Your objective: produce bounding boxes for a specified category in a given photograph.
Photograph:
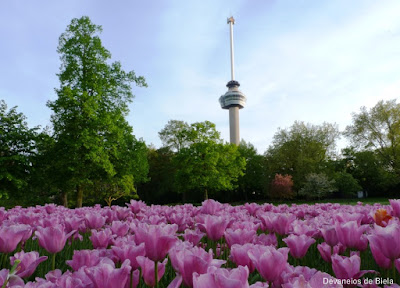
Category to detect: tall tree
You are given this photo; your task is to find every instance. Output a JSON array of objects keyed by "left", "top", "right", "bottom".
[
  {"left": 265, "top": 121, "right": 340, "bottom": 192},
  {"left": 0, "top": 100, "right": 38, "bottom": 200},
  {"left": 47, "top": 16, "right": 147, "bottom": 207},
  {"left": 344, "top": 99, "right": 400, "bottom": 175}
]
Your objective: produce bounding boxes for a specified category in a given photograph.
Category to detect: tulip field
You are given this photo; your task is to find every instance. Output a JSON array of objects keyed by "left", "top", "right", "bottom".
[{"left": 0, "top": 200, "right": 400, "bottom": 287}]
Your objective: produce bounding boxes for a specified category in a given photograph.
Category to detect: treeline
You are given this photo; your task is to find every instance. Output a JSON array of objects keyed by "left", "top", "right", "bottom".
[{"left": 1, "top": 16, "right": 400, "bottom": 207}]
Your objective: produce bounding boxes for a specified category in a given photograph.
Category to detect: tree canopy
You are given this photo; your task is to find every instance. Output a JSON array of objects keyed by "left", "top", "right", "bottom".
[{"left": 47, "top": 16, "right": 147, "bottom": 207}]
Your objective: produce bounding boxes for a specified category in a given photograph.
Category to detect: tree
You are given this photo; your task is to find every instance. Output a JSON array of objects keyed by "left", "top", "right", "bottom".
[
  {"left": 47, "top": 16, "right": 147, "bottom": 207},
  {"left": 342, "top": 147, "right": 398, "bottom": 197},
  {"left": 265, "top": 121, "right": 340, "bottom": 192},
  {"left": 269, "top": 174, "right": 294, "bottom": 200},
  {"left": 237, "top": 140, "right": 265, "bottom": 201},
  {"left": 0, "top": 100, "right": 39, "bottom": 200},
  {"left": 332, "top": 171, "right": 361, "bottom": 198},
  {"left": 344, "top": 99, "right": 400, "bottom": 175},
  {"left": 161, "top": 120, "right": 246, "bottom": 201},
  {"left": 159, "top": 120, "right": 191, "bottom": 152},
  {"left": 299, "top": 173, "right": 337, "bottom": 200}
]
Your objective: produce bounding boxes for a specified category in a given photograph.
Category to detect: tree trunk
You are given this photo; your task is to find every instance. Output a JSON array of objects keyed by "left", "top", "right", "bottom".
[
  {"left": 61, "top": 191, "right": 68, "bottom": 208},
  {"left": 204, "top": 188, "right": 208, "bottom": 200},
  {"left": 76, "top": 185, "right": 83, "bottom": 208}
]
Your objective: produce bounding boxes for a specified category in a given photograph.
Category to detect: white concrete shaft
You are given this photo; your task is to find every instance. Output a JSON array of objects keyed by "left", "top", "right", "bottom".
[{"left": 229, "top": 106, "right": 240, "bottom": 145}]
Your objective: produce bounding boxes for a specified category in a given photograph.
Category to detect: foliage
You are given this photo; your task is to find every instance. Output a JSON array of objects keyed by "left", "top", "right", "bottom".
[
  {"left": 269, "top": 174, "right": 294, "bottom": 200},
  {"left": 265, "top": 121, "right": 340, "bottom": 192},
  {"left": 159, "top": 120, "right": 191, "bottom": 152},
  {"left": 342, "top": 147, "right": 399, "bottom": 197},
  {"left": 165, "top": 120, "right": 246, "bottom": 200},
  {"left": 345, "top": 99, "right": 400, "bottom": 175},
  {"left": 299, "top": 173, "right": 337, "bottom": 200},
  {"left": 332, "top": 171, "right": 361, "bottom": 198},
  {"left": 236, "top": 140, "right": 265, "bottom": 201},
  {"left": 47, "top": 16, "right": 147, "bottom": 207},
  {"left": 0, "top": 100, "right": 39, "bottom": 199},
  {"left": 137, "top": 147, "right": 180, "bottom": 204}
]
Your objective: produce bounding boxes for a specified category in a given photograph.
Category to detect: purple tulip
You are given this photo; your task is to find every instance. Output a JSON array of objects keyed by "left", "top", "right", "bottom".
[
  {"left": 331, "top": 254, "right": 375, "bottom": 281},
  {"left": 369, "top": 240, "right": 392, "bottom": 269},
  {"left": 136, "top": 256, "right": 167, "bottom": 287},
  {"left": 320, "top": 226, "right": 339, "bottom": 247},
  {"left": 317, "top": 242, "right": 332, "bottom": 263},
  {"left": 110, "top": 221, "right": 129, "bottom": 237},
  {"left": 0, "top": 225, "right": 30, "bottom": 253},
  {"left": 0, "top": 268, "right": 25, "bottom": 287},
  {"left": 133, "top": 223, "right": 178, "bottom": 262},
  {"left": 169, "top": 244, "right": 225, "bottom": 287},
  {"left": 248, "top": 245, "right": 289, "bottom": 283},
  {"left": 111, "top": 242, "right": 145, "bottom": 270},
  {"left": 192, "top": 266, "right": 250, "bottom": 288},
  {"left": 335, "top": 220, "right": 368, "bottom": 250},
  {"left": 84, "top": 213, "right": 106, "bottom": 230},
  {"left": 367, "top": 222, "right": 400, "bottom": 261},
  {"left": 66, "top": 249, "right": 114, "bottom": 271},
  {"left": 10, "top": 251, "right": 48, "bottom": 278},
  {"left": 197, "top": 215, "right": 231, "bottom": 241},
  {"left": 85, "top": 259, "right": 131, "bottom": 288},
  {"left": 35, "top": 224, "right": 75, "bottom": 254},
  {"left": 183, "top": 229, "right": 205, "bottom": 246},
  {"left": 89, "top": 228, "right": 113, "bottom": 249},
  {"left": 283, "top": 234, "right": 316, "bottom": 259},
  {"left": 389, "top": 199, "right": 400, "bottom": 218},
  {"left": 252, "top": 233, "right": 277, "bottom": 247},
  {"left": 230, "top": 244, "right": 256, "bottom": 273},
  {"left": 224, "top": 228, "right": 256, "bottom": 248}
]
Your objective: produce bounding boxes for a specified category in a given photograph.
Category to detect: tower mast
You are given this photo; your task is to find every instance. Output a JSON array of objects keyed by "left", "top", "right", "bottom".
[{"left": 219, "top": 16, "right": 246, "bottom": 145}]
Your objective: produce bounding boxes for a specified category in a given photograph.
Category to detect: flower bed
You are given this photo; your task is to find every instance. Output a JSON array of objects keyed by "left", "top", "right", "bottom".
[{"left": 0, "top": 199, "right": 400, "bottom": 287}]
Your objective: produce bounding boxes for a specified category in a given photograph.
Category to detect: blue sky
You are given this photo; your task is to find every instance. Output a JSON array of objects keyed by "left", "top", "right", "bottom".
[{"left": 1, "top": 1, "right": 400, "bottom": 153}]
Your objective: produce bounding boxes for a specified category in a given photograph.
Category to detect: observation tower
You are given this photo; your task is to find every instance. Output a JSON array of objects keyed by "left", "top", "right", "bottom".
[{"left": 219, "top": 16, "right": 247, "bottom": 145}]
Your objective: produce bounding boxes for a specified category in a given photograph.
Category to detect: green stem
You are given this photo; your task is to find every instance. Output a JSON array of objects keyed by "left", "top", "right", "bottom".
[
  {"left": 393, "top": 261, "right": 397, "bottom": 284},
  {"left": 52, "top": 253, "right": 56, "bottom": 271},
  {"left": 155, "top": 260, "right": 159, "bottom": 288},
  {"left": 129, "top": 269, "right": 133, "bottom": 288}
]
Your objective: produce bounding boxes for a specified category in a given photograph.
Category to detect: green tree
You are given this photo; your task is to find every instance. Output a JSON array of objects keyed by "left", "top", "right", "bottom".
[
  {"left": 47, "top": 16, "right": 147, "bottom": 207},
  {"left": 159, "top": 120, "right": 191, "bottom": 152},
  {"left": 237, "top": 140, "right": 265, "bottom": 201},
  {"left": 344, "top": 99, "right": 400, "bottom": 175},
  {"left": 332, "top": 171, "right": 361, "bottom": 198},
  {"left": 265, "top": 121, "right": 340, "bottom": 193},
  {"left": 162, "top": 120, "right": 246, "bottom": 201},
  {"left": 342, "top": 147, "right": 398, "bottom": 197},
  {"left": 299, "top": 173, "right": 337, "bottom": 200},
  {"left": 0, "top": 100, "right": 39, "bottom": 200}
]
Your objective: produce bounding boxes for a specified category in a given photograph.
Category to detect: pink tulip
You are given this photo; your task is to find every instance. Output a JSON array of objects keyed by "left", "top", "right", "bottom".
[
  {"left": 85, "top": 259, "right": 131, "bottom": 288},
  {"left": 389, "top": 199, "right": 400, "bottom": 218},
  {"left": 331, "top": 254, "right": 374, "bottom": 281},
  {"left": 89, "top": 228, "right": 113, "bottom": 249},
  {"left": 230, "top": 244, "right": 257, "bottom": 273},
  {"left": 84, "top": 213, "right": 106, "bottom": 230},
  {"left": 193, "top": 266, "right": 250, "bottom": 288},
  {"left": 198, "top": 215, "right": 231, "bottom": 241},
  {"left": 66, "top": 249, "right": 114, "bottom": 271},
  {"left": 110, "top": 221, "right": 129, "bottom": 237},
  {"left": 183, "top": 229, "right": 205, "bottom": 246},
  {"left": 10, "top": 251, "right": 48, "bottom": 278},
  {"left": 169, "top": 245, "right": 225, "bottom": 287},
  {"left": 133, "top": 223, "right": 178, "bottom": 262},
  {"left": 320, "top": 226, "right": 339, "bottom": 247},
  {"left": 248, "top": 246, "right": 289, "bottom": 283},
  {"left": 127, "top": 199, "right": 146, "bottom": 214},
  {"left": 317, "top": 242, "right": 332, "bottom": 263},
  {"left": 369, "top": 241, "right": 392, "bottom": 269},
  {"left": 200, "top": 199, "right": 223, "bottom": 215},
  {"left": 0, "top": 225, "right": 30, "bottom": 253},
  {"left": 0, "top": 268, "right": 25, "bottom": 287},
  {"left": 35, "top": 224, "right": 75, "bottom": 254},
  {"left": 367, "top": 222, "right": 400, "bottom": 261},
  {"left": 111, "top": 243, "right": 145, "bottom": 270},
  {"left": 224, "top": 228, "right": 256, "bottom": 248},
  {"left": 136, "top": 256, "right": 168, "bottom": 287},
  {"left": 252, "top": 233, "right": 277, "bottom": 247},
  {"left": 283, "top": 234, "right": 316, "bottom": 259},
  {"left": 335, "top": 220, "right": 368, "bottom": 250}
]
